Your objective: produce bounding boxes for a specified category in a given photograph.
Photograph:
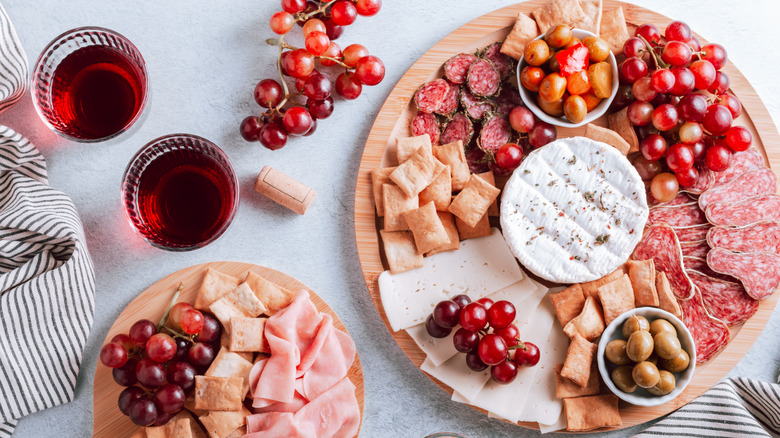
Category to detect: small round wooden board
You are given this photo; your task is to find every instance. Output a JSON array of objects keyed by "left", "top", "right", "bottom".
[
  {"left": 353, "top": 0, "right": 780, "bottom": 432},
  {"left": 92, "top": 261, "right": 364, "bottom": 437}
]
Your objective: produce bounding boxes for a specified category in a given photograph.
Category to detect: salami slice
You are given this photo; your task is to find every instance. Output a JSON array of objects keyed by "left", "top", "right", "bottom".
[
  {"left": 632, "top": 225, "right": 695, "bottom": 300},
  {"left": 647, "top": 203, "right": 707, "bottom": 227},
  {"left": 684, "top": 162, "right": 715, "bottom": 195},
  {"left": 443, "top": 53, "right": 477, "bottom": 85},
  {"left": 440, "top": 112, "right": 474, "bottom": 146},
  {"left": 680, "top": 240, "right": 710, "bottom": 259},
  {"left": 673, "top": 224, "right": 711, "bottom": 243},
  {"left": 481, "top": 42, "right": 514, "bottom": 80},
  {"left": 707, "top": 248, "right": 780, "bottom": 300},
  {"left": 706, "top": 194, "right": 780, "bottom": 227},
  {"left": 680, "top": 289, "right": 730, "bottom": 364},
  {"left": 712, "top": 148, "right": 765, "bottom": 186},
  {"left": 698, "top": 167, "right": 777, "bottom": 209},
  {"left": 411, "top": 112, "right": 440, "bottom": 145},
  {"left": 414, "top": 79, "right": 450, "bottom": 114},
  {"left": 461, "top": 87, "right": 495, "bottom": 120},
  {"left": 683, "top": 257, "right": 737, "bottom": 283},
  {"left": 688, "top": 270, "right": 758, "bottom": 326},
  {"left": 708, "top": 221, "right": 780, "bottom": 255},
  {"left": 477, "top": 115, "right": 511, "bottom": 153},
  {"left": 467, "top": 58, "right": 500, "bottom": 97},
  {"left": 434, "top": 80, "right": 460, "bottom": 117}
]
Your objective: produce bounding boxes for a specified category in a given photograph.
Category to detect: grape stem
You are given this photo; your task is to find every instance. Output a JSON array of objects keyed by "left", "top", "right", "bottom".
[
  {"left": 157, "top": 283, "right": 184, "bottom": 332},
  {"left": 161, "top": 325, "right": 195, "bottom": 342},
  {"left": 318, "top": 56, "right": 350, "bottom": 68},
  {"left": 298, "top": 0, "right": 339, "bottom": 22},
  {"left": 275, "top": 34, "right": 291, "bottom": 111},
  {"left": 637, "top": 34, "right": 668, "bottom": 70}
]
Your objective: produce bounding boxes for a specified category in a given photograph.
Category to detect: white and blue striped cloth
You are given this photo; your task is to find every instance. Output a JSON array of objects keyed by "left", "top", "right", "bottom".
[{"left": 0, "top": 3, "right": 26, "bottom": 115}]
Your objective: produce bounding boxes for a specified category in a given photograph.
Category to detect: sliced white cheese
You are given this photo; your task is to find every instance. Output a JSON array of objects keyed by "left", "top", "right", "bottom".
[
  {"left": 485, "top": 274, "right": 541, "bottom": 310},
  {"left": 500, "top": 137, "right": 648, "bottom": 283},
  {"left": 379, "top": 228, "right": 524, "bottom": 331},
  {"left": 539, "top": 409, "right": 567, "bottom": 434},
  {"left": 405, "top": 323, "right": 457, "bottom": 367},
  {"left": 421, "top": 354, "right": 491, "bottom": 402}
]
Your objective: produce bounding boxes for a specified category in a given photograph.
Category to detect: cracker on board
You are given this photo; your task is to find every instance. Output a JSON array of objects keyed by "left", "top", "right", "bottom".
[
  {"left": 402, "top": 201, "right": 452, "bottom": 255},
  {"left": 561, "top": 334, "right": 597, "bottom": 387},
  {"left": 225, "top": 427, "right": 247, "bottom": 438},
  {"left": 455, "top": 211, "right": 491, "bottom": 240},
  {"left": 549, "top": 283, "right": 586, "bottom": 327},
  {"left": 656, "top": 271, "right": 682, "bottom": 318},
  {"left": 599, "top": 7, "right": 630, "bottom": 55},
  {"left": 476, "top": 171, "right": 500, "bottom": 216},
  {"left": 564, "top": 394, "right": 622, "bottom": 431},
  {"left": 229, "top": 317, "right": 268, "bottom": 353},
  {"left": 607, "top": 107, "right": 639, "bottom": 153},
  {"left": 628, "top": 259, "right": 659, "bottom": 307},
  {"left": 205, "top": 347, "right": 255, "bottom": 396},
  {"left": 532, "top": 0, "right": 588, "bottom": 33},
  {"left": 419, "top": 165, "right": 452, "bottom": 211},
  {"left": 584, "top": 123, "right": 631, "bottom": 156},
  {"left": 371, "top": 166, "right": 397, "bottom": 216},
  {"left": 448, "top": 174, "right": 501, "bottom": 227},
  {"left": 598, "top": 274, "right": 636, "bottom": 325},
  {"left": 220, "top": 330, "right": 253, "bottom": 363},
  {"left": 433, "top": 140, "right": 470, "bottom": 191},
  {"left": 389, "top": 146, "right": 446, "bottom": 198},
  {"left": 396, "top": 134, "right": 432, "bottom": 164},
  {"left": 571, "top": 0, "right": 603, "bottom": 34},
  {"left": 426, "top": 212, "right": 460, "bottom": 256},
  {"left": 144, "top": 415, "right": 192, "bottom": 438},
  {"left": 500, "top": 13, "right": 539, "bottom": 60},
  {"left": 209, "top": 283, "right": 267, "bottom": 332},
  {"left": 563, "top": 296, "right": 605, "bottom": 341},
  {"left": 581, "top": 266, "right": 627, "bottom": 299},
  {"left": 555, "top": 362, "right": 600, "bottom": 399},
  {"left": 383, "top": 183, "right": 419, "bottom": 231},
  {"left": 380, "top": 230, "right": 424, "bottom": 274},
  {"left": 244, "top": 271, "right": 294, "bottom": 316},
  {"left": 195, "top": 268, "right": 240, "bottom": 311},
  {"left": 198, "top": 407, "right": 250, "bottom": 438},
  {"left": 194, "top": 376, "right": 245, "bottom": 411}
]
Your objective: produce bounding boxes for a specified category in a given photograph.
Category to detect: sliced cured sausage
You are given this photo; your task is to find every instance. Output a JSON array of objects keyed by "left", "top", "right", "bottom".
[
  {"left": 680, "top": 289, "right": 730, "bottom": 364},
  {"left": 684, "top": 163, "right": 715, "bottom": 195},
  {"left": 680, "top": 241, "right": 709, "bottom": 259},
  {"left": 411, "top": 112, "right": 440, "bottom": 145},
  {"left": 706, "top": 194, "right": 780, "bottom": 227},
  {"left": 477, "top": 115, "right": 511, "bottom": 153},
  {"left": 707, "top": 221, "right": 780, "bottom": 254},
  {"left": 467, "top": 58, "right": 501, "bottom": 97},
  {"left": 673, "top": 224, "right": 711, "bottom": 243},
  {"left": 414, "top": 79, "right": 450, "bottom": 114},
  {"left": 647, "top": 203, "right": 707, "bottom": 227},
  {"left": 711, "top": 148, "right": 765, "bottom": 186},
  {"left": 688, "top": 270, "right": 758, "bottom": 326},
  {"left": 443, "top": 53, "right": 477, "bottom": 85},
  {"left": 434, "top": 80, "right": 460, "bottom": 117},
  {"left": 440, "top": 112, "right": 474, "bottom": 146},
  {"left": 707, "top": 248, "right": 780, "bottom": 300},
  {"left": 482, "top": 42, "right": 514, "bottom": 80},
  {"left": 632, "top": 225, "right": 695, "bottom": 300},
  {"left": 698, "top": 167, "right": 777, "bottom": 209},
  {"left": 461, "top": 87, "right": 495, "bottom": 120}
]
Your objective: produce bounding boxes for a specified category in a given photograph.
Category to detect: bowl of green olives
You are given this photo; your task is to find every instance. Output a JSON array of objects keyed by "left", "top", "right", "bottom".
[{"left": 597, "top": 307, "right": 696, "bottom": 406}]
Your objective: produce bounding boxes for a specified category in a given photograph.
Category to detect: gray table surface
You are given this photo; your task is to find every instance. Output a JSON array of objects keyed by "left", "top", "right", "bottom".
[{"left": 1, "top": 0, "right": 779, "bottom": 437}]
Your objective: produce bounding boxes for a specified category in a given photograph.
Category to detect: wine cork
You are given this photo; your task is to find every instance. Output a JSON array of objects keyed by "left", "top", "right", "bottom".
[{"left": 254, "top": 166, "right": 316, "bottom": 215}]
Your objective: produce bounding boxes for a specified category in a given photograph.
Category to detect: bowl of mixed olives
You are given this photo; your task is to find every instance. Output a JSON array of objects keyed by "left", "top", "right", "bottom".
[
  {"left": 597, "top": 307, "right": 696, "bottom": 406},
  {"left": 517, "top": 25, "right": 618, "bottom": 127}
]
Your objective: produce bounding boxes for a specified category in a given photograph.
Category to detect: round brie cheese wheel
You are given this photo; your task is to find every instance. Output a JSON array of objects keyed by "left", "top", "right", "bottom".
[{"left": 500, "top": 137, "right": 649, "bottom": 283}]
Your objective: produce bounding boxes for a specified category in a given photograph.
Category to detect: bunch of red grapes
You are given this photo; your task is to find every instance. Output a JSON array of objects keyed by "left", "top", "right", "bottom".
[
  {"left": 99, "top": 300, "right": 222, "bottom": 427},
  {"left": 492, "top": 106, "right": 558, "bottom": 175},
  {"left": 240, "top": 0, "right": 385, "bottom": 150},
  {"left": 426, "top": 295, "right": 540, "bottom": 384},
  {"left": 613, "top": 21, "right": 751, "bottom": 202}
]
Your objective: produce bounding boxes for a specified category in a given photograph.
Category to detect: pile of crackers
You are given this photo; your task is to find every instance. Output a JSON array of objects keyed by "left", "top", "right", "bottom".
[
  {"left": 547, "top": 259, "right": 681, "bottom": 431},
  {"left": 371, "top": 134, "right": 501, "bottom": 274}
]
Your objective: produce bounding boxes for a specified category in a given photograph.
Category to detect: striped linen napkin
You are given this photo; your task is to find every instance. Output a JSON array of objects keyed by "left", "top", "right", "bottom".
[
  {"left": 0, "top": 3, "right": 27, "bottom": 115},
  {"left": 0, "top": 126, "right": 96, "bottom": 437}
]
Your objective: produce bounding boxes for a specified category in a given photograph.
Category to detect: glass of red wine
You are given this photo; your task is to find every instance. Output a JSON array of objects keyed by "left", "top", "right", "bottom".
[
  {"left": 32, "top": 27, "right": 148, "bottom": 142},
  {"left": 121, "top": 134, "right": 239, "bottom": 251}
]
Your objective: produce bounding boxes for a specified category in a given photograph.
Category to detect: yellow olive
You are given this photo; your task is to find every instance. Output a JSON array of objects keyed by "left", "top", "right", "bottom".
[
  {"left": 564, "top": 36, "right": 582, "bottom": 49},
  {"left": 520, "top": 66, "right": 545, "bottom": 92},
  {"left": 581, "top": 89, "right": 602, "bottom": 111},
  {"left": 582, "top": 36, "right": 610, "bottom": 62},
  {"left": 626, "top": 330, "right": 654, "bottom": 362},
  {"left": 660, "top": 349, "right": 690, "bottom": 373},
  {"left": 647, "top": 370, "right": 676, "bottom": 396},
  {"left": 545, "top": 24, "right": 573, "bottom": 48},
  {"left": 622, "top": 315, "right": 650, "bottom": 339},
  {"left": 654, "top": 332, "right": 682, "bottom": 360},
  {"left": 563, "top": 95, "right": 588, "bottom": 123},
  {"left": 547, "top": 50, "right": 560, "bottom": 72},
  {"left": 605, "top": 339, "right": 631, "bottom": 365},
  {"left": 632, "top": 361, "right": 661, "bottom": 388},
  {"left": 536, "top": 94, "right": 565, "bottom": 117},
  {"left": 611, "top": 365, "right": 637, "bottom": 393},
  {"left": 538, "top": 72, "right": 567, "bottom": 103},
  {"left": 524, "top": 39, "right": 551, "bottom": 67},
  {"left": 650, "top": 319, "right": 677, "bottom": 338}
]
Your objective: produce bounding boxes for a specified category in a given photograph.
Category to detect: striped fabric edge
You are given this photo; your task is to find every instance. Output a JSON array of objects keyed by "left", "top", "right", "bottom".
[
  {"left": 633, "top": 377, "right": 780, "bottom": 438},
  {"left": 0, "top": 418, "right": 16, "bottom": 438},
  {"left": 0, "top": 3, "right": 28, "bottom": 114}
]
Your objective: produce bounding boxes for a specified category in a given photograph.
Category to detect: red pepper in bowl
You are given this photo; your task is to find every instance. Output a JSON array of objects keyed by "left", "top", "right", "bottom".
[{"left": 556, "top": 43, "right": 590, "bottom": 77}]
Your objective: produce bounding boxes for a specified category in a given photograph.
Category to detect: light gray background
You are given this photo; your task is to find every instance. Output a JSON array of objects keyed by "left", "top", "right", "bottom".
[{"left": 1, "top": 0, "right": 780, "bottom": 437}]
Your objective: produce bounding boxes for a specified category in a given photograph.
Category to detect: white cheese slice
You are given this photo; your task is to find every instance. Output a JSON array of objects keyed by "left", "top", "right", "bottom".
[
  {"left": 485, "top": 274, "right": 541, "bottom": 310},
  {"left": 539, "top": 409, "right": 567, "bottom": 434},
  {"left": 379, "top": 228, "right": 524, "bottom": 331},
  {"left": 500, "top": 137, "right": 648, "bottom": 283},
  {"left": 421, "top": 354, "right": 491, "bottom": 402},
  {"left": 405, "top": 323, "right": 456, "bottom": 367}
]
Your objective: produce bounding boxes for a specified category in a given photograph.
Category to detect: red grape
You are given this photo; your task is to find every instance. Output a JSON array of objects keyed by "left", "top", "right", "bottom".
[
  {"left": 433, "top": 300, "right": 461, "bottom": 328},
  {"left": 690, "top": 60, "right": 716, "bottom": 90},
  {"left": 270, "top": 11, "right": 295, "bottom": 35},
  {"left": 153, "top": 411, "right": 172, "bottom": 427},
  {"left": 666, "top": 143, "right": 694, "bottom": 172},
  {"left": 180, "top": 309, "right": 204, "bottom": 335},
  {"left": 260, "top": 123, "right": 289, "bottom": 150},
  {"left": 651, "top": 172, "right": 680, "bottom": 202},
  {"left": 705, "top": 144, "right": 732, "bottom": 171},
  {"left": 632, "top": 76, "right": 656, "bottom": 102},
  {"left": 509, "top": 106, "right": 535, "bottom": 133},
  {"left": 650, "top": 92, "right": 671, "bottom": 107},
  {"left": 636, "top": 24, "right": 661, "bottom": 44},
  {"left": 486, "top": 300, "right": 516, "bottom": 330},
  {"left": 319, "top": 42, "right": 342, "bottom": 67},
  {"left": 309, "top": 97, "right": 334, "bottom": 119},
  {"left": 111, "top": 333, "right": 135, "bottom": 353},
  {"left": 665, "top": 21, "right": 692, "bottom": 42},
  {"left": 335, "top": 72, "right": 362, "bottom": 99},
  {"left": 661, "top": 41, "right": 692, "bottom": 67},
  {"left": 254, "top": 79, "right": 284, "bottom": 108},
  {"left": 188, "top": 342, "right": 215, "bottom": 371},
  {"left": 453, "top": 328, "right": 480, "bottom": 353},
  {"left": 491, "top": 360, "right": 518, "bottom": 384},
  {"left": 355, "top": 56, "right": 385, "bottom": 86},
  {"left": 717, "top": 93, "right": 742, "bottom": 118},
  {"left": 620, "top": 57, "right": 648, "bottom": 83},
  {"left": 146, "top": 333, "right": 176, "bottom": 363},
  {"left": 640, "top": 134, "right": 667, "bottom": 161},
  {"left": 153, "top": 384, "right": 186, "bottom": 414},
  {"left": 494, "top": 324, "right": 520, "bottom": 348},
  {"left": 495, "top": 143, "right": 523, "bottom": 170},
  {"left": 451, "top": 294, "right": 471, "bottom": 309},
  {"left": 282, "top": 107, "right": 313, "bottom": 136},
  {"left": 635, "top": 124, "right": 660, "bottom": 141},
  {"left": 281, "top": 0, "right": 306, "bottom": 13},
  {"left": 330, "top": 0, "right": 357, "bottom": 25},
  {"left": 478, "top": 333, "right": 508, "bottom": 366},
  {"left": 100, "top": 342, "right": 128, "bottom": 368},
  {"left": 701, "top": 43, "right": 728, "bottom": 70},
  {"left": 195, "top": 313, "right": 221, "bottom": 343},
  {"left": 128, "top": 398, "right": 158, "bottom": 426},
  {"left": 669, "top": 67, "right": 695, "bottom": 96},
  {"left": 167, "top": 361, "right": 197, "bottom": 393},
  {"left": 612, "top": 84, "right": 635, "bottom": 110},
  {"left": 343, "top": 44, "right": 369, "bottom": 67},
  {"left": 136, "top": 358, "right": 165, "bottom": 389},
  {"left": 303, "top": 119, "right": 317, "bottom": 137},
  {"left": 283, "top": 49, "right": 315, "bottom": 79},
  {"left": 129, "top": 320, "right": 157, "bottom": 347},
  {"left": 304, "top": 31, "right": 330, "bottom": 56},
  {"left": 675, "top": 166, "right": 699, "bottom": 188},
  {"left": 167, "top": 302, "right": 192, "bottom": 330},
  {"left": 304, "top": 74, "right": 332, "bottom": 100},
  {"left": 623, "top": 37, "right": 646, "bottom": 58},
  {"left": 113, "top": 359, "right": 138, "bottom": 386},
  {"left": 652, "top": 104, "right": 678, "bottom": 131},
  {"left": 529, "top": 121, "right": 557, "bottom": 148},
  {"left": 627, "top": 101, "right": 653, "bottom": 126},
  {"left": 425, "top": 314, "right": 451, "bottom": 338},
  {"left": 634, "top": 156, "right": 663, "bottom": 181},
  {"left": 173, "top": 338, "right": 191, "bottom": 362},
  {"left": 323, "top": 19, "right": 344, "bottom": 40},
  {"left": 476, "top": 297, "right": 494, "bottom": 310},
  {"left": 678, "top": 121, "right": 703, "bottom": 144},
  {"left": 460, "top": 302, "right": 488, "bottom": 332},
  {"left": 725, "top": 126, "right": 752, "bottom": 152},
  {"left": 702, "top": 104, "right": 733, "bottom": 135},
  {"left": 688, "top": 37, "right": 701, "bottom": 52},
  {"left": 280, "top": 51, "right": 292, "bottom": 76},
  {"left": 514, "top": 342, "right": 541, "bottom": 366},
  {"left": 240, "top": 116, "right": 264, "bottom": 142},
  {"left": 677, "top": 93, "right": 707, "bottom": 122},
  {"left": 708, "top": 71, "right": 730, "bottom": 95},
  {"left": 302, "top": 18, "right": 326, "bottom": 37},
  {"left": 650, "top": 69, "right": 675, "bottom": 94},
  {"left": 356, "top": 0, "right": 381, "bottom": 16},
  {"left": 690, "top": 139, "right": 707, "bottom": 162},
  {"left": 466, "top": 351, "right": 488, "bottom": 372},
  {"left": 118, "top": 386, "right": 145, "bottom": 415}
]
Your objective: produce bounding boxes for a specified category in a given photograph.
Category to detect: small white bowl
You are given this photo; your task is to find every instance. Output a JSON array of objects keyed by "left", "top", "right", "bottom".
[
  {"left": 597, "top": 307, "right": 696, "bottom": 407},
  {"left": 516, "top": 29, "right": 619, "bottom": 128}
]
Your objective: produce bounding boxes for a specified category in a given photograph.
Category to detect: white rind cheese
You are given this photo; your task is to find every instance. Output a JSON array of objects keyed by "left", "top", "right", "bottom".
[{"left": 500, "top": 137, "right": 648, "bottom": 283}]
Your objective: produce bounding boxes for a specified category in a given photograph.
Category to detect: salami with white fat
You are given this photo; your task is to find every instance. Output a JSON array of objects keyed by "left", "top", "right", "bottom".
[
  {"left": 414, "top": 79, "right": 450, "bottom": 114},
  {"left": 411, "top": 112, "right": 440, "bottom": 145},
  {"left": 647, "top": 203, "right": 707, "bottom": 227},
  {"left": 440, "top": 112, "right": 474, "bottom": 146},
  {"left": 434, "top": 80, "right": 460, "bottom": 117},
  {"left": 707, "top": 248, "right": 780, "bottom": 300},
  {"left": 673, "top": 224, "right": 712, "bottom": 243},
  {"left": 477, "top": 115, "right": 511, "bottom": 153},
  {"left": 481, "top": 42, "right": 514, "bottom": 80},
  {"left": 443, "top": 53, "right": 477, "bottom": 85},
  {"left": 688, "top": 270, "right": 758, "bottom": 326},
  {"left": 685, "top": 162, "right": 715, "bottom": 195},
  {"left": 461, "top": 87, "right": 495, "bottom": 120},
  {"left": 698, "top": 167, "right": 777, "bottom": 209},
  {"left": 680, "top": 240, "right": 710, "bottom": 259},
  {"left": 467, "top": 58, "right": 501, "bottom": 97},
  {"left": 706, "top": 194, "right": 780, "bottom": 227},
  {"left": 684, "top": 257, "right": 737, "bottom": 283},
  {"left": 708, "top": 221, "right": 780, "bottom": 254},
  {"left": 632, "top": 224, "right": 695, "bottom": 300},
  {"left": 680, "top": 289, "right": 730, "bottom": 364},
  {"left": 712, "top": 148, "right": 765, "bottom": 186}
]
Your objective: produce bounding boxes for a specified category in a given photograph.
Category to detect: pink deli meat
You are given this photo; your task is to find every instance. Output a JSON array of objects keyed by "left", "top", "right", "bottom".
[
  {"left": 680, "top": 241, "right": 710, "bottom": 259},
  {"left": 688, "top": 270, "right": 758, "bottom": 326},
  {"left": 434, "top": 80, "right": 460, "bottom": 117},
  {"left": 706, "top": 194, "right": 780, "bottom": 227},
  {"left": 440, "top": 112, "right": 474, "bottom": 146},
  {"left": 482, "top": 42, "right": 514, "bottom": 79},
  {"left": 461, "top": 87, "right": 495, "bottom": 120},
  {"left": 698, "top": 167, "right": 777, "bottom": 210},
  {"left": 680, "top": 289, "right": 730, "bottom": 364},
  {"left": 708, "top": 221, "right": 780, "bottom": 254},
  {"left": 466, "top": 58, "right": 501, "bottom": 97},
  {"left": 477, "top": 115, "right": 511, "bottom": 153},
  {"left": 411, "top": 112, "right": 440, "bottom": 145},
  {"left": 414, "top": 79, "right": 450, "bottom": 114},
  {"left": 707, "top": 248, "right": 780, "bottom": 300},
  {"left": 443, "top": 53, "right": 477, "bottom": 85},
  {"left": 632, "top": 225, "right": 695, "bottom": 300},
  {"left": 673, "top": 224, "right": 712, "bottom": 243},
  {"left": 712, "top": 148, "right": 765, "bottom": 186},
  {"left": 647, "top": 203, "right": 707, "bottom": 227}
]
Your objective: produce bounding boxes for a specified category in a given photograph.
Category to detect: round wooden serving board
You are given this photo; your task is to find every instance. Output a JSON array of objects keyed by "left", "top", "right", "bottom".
[
  {"left": 354, "top": 0, "right": 780, "bottom": 431},
  {"left": 92, "top": 261, "right": 364, "bottom": 437}
]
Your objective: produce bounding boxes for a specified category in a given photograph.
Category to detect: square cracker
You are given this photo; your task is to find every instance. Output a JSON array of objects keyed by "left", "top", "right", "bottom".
[
  {"left": 220, "top": 329, "right": 253, "bottom": 363},
  {"left": 396, "top": 134, "right": 432, "bottom": 164},
  {"left": 581, "top": 266, "right": 626, "bottom": 299},
  {"left": 656, "top": 271, "right": 682, "bottom": 318},
  {"left": 600, "top": 7, "right": 630, "bottom": 55},
  {"left": 608, "top": 107, "right": 639, "bottom": 153},
  {"left": 584, "top": 123, "right": 630, "bottom": 155},
  {"left": 383, "top": 183, "right": 419, "bottom": 231},
  {"left": 225, "top": 427, "right": 247, "bottom": 438},
  {"left": 455, "top": 211, "right": 491, "bottom": 240},
  {"left": 206, "top": 347, "right": 255, "bottom": 396},
  {"left": 402, "top": 201, "right": 451, "bottom": 255},
  {"left": 380, "top": 230, "right": 424, "bottom": 274},
  {"left": 598, "top": 274, "right": 635, "bottom": 325},
  {"left": 549, "top": 283, "right": 586, "bottom": 327},
  {"left": 628, "top": 259, "right": 659, "bottom": 307},
  {"left": 448, "top": 174, "right": 501, "bottom": 227},
  {"left": 229, "top": 317, "right": 268, "bottom": 353},
  {"left": 426, "top": 212, "right": 460, "bottom": 256},
  {"left": 244, "top": 271, "right": 294, "bottom": 316},
  {"left": 194, "top": 376, "right": 244, "bottom": 411},
  {"left": 476, "top": 171, "right": 500, "bottom": 216},
  {"left": 561, "top": 334, "right": 597, "bottom": 387},
  {"left": 501, "top": 13, "right": 539, "bottom": 60},
  {"left": 555, "top": 362, "right": 600, "bottom": 399},
  {"left": 532, "top": 0, "right": 588, "bottom": 33},
  {"left": 199, "top": 407, "right": 250, "bottom": 438},
  {"left": 209, "top": 283, "right": 267, "bottom": 332},
  {"left": 195, "top": 268, "right": 240, "bottom": 311},
  {"left": 563, "top": 296, "right": 605, "bottom": 341},
  {"left": 144, "top": 416, "right": 192, "bottom": 438},
  {"left": 433, "top": 141, "right": 470, "bottom": 191},
  {"left": 571, "top": 0, "right": 603, "bottom": 34},
  {"left": 371, "top": 166, "right": 397, "bottom": 216},
  {"left": 564, "top": 394, "right": 621, "bottom": 431},
  {"left": 419, "top": 165, "right": 452, "bottom": 211},
  {"left": 389, "top": 146, "right": 446, "bottom": 198}
]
